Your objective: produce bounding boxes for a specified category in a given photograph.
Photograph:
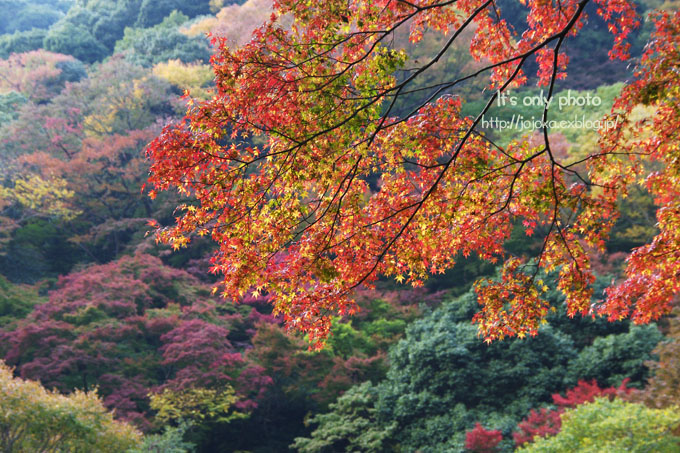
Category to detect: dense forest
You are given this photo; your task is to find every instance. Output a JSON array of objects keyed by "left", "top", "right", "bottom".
[{"left": 1, "top": 0, "right": 680, "bottom": 452}]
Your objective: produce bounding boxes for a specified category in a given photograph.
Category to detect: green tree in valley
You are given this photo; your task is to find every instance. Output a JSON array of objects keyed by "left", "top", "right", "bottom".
[
  {"left": 292, "top": 382, "right": 397, "bottom": 453},
  {"left": 114, "top": 12, "right": 211, "bottom": 68},
  {"left": 294, "top": 278, "right": 661, "bottom": 452},
  {"left": 0, "top": 29, "right": 47, "bottom": 58}
]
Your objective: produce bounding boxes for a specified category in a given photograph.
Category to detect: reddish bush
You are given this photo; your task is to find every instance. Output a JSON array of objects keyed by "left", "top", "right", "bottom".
[
  {"left": 553, "top": 378, "right": 631, "bottom": 409},
  {"left": 513, "top": 378, "right": 632, "bottom": 447},
  {"left": 465, "top": 422, "right": 503, "bottom": 453},
  {"left": 513, "top": 407, "right": 562, "bottom": 446}
]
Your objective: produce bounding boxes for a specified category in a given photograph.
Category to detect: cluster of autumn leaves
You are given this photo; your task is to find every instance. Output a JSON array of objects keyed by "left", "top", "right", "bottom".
[{"left": 147, "top": 0, "right": 680, "bottom": 346}]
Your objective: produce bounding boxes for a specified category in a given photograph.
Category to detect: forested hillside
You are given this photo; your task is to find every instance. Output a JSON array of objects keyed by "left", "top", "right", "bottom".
[{"left": 1, "top": 0, "right": 679, "bottom": 452}]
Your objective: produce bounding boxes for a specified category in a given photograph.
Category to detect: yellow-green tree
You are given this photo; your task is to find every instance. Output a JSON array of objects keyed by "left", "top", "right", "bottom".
[
  {"left": 519, "top": 398, "right": 680, "bottom": 453},
  {"left": 0, "top": 175, "right": 78, "bottom": 220},
  {"left": 0, "top": 361, "right": 141, "bottom": 452},
  {"left": 150, "top": 386, "right": 246, "bottom": 424},
  {"left": 152, "top": 59, "right": 213, "bottom": 100},
  {"left": 0, "top": 174, "right": 80, "bottom": 254}
]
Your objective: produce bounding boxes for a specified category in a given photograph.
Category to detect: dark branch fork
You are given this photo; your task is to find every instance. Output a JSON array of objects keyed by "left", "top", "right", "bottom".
[{"left": 344, "top": 0, "right": 593, "bottom": 293}]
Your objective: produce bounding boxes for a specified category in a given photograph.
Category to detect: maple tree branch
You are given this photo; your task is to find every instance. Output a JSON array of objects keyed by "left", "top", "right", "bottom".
[
  {"left": 340, "top": 0, "right": 592, "bottom": 292},
  {"left": 367, "top": 0, "right": 492, "bottom": 148},
  {"left": 212, "top": 0, "right": 596, "bottom": 296},
  {"left": 346, "top": 59, "right": 530, "bottom": 291}
]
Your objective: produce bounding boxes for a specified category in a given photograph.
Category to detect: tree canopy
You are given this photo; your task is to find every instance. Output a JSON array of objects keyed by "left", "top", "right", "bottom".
[
  {"left": 518, "top": 398, "right": 680, "bottom": 453},
  {"left": 291, "top": 280, "right": 661, "bottom": 452},
  {"left": 146, "top": 0, "right": 680, "bottom": 345},
  {"left": 0, "top": 360, "right": 142, "bottom": 452}
]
